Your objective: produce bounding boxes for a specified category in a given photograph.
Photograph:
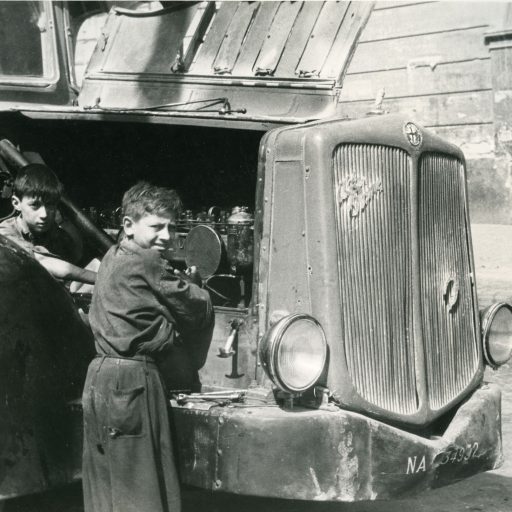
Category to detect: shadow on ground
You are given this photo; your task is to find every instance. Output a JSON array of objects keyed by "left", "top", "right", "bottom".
[
  {"left": 5, "top": 472, "right": 511, "bottom": 512},
  {"left": 184, "top": 472, "right": 512, "bottom": 512}
]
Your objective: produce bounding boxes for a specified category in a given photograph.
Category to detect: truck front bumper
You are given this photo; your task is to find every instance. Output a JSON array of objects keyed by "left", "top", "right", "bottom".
[{"left": 172, "top": 383, "right": 502, "bottom": 501}]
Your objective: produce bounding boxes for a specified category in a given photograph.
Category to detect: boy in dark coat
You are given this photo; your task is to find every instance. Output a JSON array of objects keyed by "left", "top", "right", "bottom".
[{"left": 82, "top": 182, "right": 214, "bottom": 512}]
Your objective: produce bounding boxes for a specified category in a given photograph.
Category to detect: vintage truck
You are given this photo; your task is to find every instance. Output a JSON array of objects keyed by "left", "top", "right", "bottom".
[{"left": 1, "top": 0, "right": 512, "bottom": 503}]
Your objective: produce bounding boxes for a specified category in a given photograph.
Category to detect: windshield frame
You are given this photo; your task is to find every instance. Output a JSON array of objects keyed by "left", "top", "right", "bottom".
[{"left": 0, "top": 1, "right": 59, "bottom": 89}]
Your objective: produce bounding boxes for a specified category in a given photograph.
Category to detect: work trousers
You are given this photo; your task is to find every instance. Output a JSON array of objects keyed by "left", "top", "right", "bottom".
[{"left": 82, "top": 356, "right": 181, "bottom": 512}]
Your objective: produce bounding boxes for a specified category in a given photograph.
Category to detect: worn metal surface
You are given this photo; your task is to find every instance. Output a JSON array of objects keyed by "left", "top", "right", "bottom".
[
  {"left": 418, "top": 154, "right": 480, "bottom": 409},
  {"left": 89, "top": 1, "right": 363, "bottom": 79},
  {"left": 258, "top": 114, "right": 483, "bottom": 425},
  {"left": 0, "top": 236, "right": 94, "bottom": 500},
  {"left": 77, "top": 2, "right": 374, "bottom": 119},
  {"left": 173, "top": 383, "right": 502, "bottom": 501},
  {"left": 335, "top": 144, "right": 415, "bottom": 414},
  {"left": 196, "top": 307, "right": 256, "bottom": 390},
  {"left": 0, "top": 107, "right": 497, "bottom": 501},
  {"left": 0, "top": 2, "right": 372, "bottom": 126}
]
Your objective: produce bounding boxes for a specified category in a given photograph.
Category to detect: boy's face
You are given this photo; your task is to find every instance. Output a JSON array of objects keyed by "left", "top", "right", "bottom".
[
  {"left": 12, "top": 195, "right": 57, "bottom": 235},
  {"left": 123, "top": 213, "right": 176, "bottom": 253}
]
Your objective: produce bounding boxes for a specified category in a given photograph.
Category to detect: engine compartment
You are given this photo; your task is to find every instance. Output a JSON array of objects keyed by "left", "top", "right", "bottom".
[{"left": 0, "top": 114, "right": 264, "bottom": 308}]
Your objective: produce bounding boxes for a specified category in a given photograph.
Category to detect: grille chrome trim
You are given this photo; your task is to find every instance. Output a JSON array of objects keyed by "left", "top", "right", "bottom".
[
  {"left": 418, "top": 153, "right": 479, "bottom": 410},
  {"left": 334, "top": 144, "right": 417, "bottom": 414},
  {"left": 334, "top": 145, "right": 479, "bottom": 416}
]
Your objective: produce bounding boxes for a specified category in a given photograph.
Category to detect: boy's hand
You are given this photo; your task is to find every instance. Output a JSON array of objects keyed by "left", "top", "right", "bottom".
[
  {"left": 174, "top": 266, "right": 203, "bottom": 287},
  {"left": 186, "top": 266, "right": 203, "bottom": 287}
]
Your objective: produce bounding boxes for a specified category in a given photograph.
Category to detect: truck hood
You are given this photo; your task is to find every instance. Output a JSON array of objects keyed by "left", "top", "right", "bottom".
[{"left": 77, "top": 1, "right": 373, "bottom": 122}]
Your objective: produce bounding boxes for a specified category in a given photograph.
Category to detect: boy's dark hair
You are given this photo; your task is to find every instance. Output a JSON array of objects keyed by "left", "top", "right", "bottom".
[
  {"left": 14, "top": 163, "right": 63, "bottom": 204},
  {"left": 122, "top": 181, "right": 182, "bottom": 220}
]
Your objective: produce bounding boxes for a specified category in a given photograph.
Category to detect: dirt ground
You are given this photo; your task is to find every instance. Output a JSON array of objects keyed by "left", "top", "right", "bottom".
[{"left": 4, "top": 223, "right": 512, "bottom": 512}]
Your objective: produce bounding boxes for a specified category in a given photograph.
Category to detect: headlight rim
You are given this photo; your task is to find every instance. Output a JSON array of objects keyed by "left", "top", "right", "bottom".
[
  {"left": 260, "top": 313, "right": 327, "bottom": 394},
  {"left": 481, "top": 301, "right": 512, "bottom": 368}
]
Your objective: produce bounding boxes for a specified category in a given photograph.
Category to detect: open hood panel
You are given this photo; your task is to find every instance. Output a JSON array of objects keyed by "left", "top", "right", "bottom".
[{"left": 78, "top": 1, "right": 373, "bottom": 121}]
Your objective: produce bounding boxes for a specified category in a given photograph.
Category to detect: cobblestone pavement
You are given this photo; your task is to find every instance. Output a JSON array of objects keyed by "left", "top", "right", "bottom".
[{"left": 3, "top": 224, "right": 512, "bottom": 512}]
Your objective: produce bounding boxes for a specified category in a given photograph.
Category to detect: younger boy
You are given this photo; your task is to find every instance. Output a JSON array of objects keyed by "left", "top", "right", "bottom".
[
  {"left": 0, "top": 163, "right": 96, "bottom": 284},
  {"left": 82, "top": 182, "right": 213, "bottom": 512}
]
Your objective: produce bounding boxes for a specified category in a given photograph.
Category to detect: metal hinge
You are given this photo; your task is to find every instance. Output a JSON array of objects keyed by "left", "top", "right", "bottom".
[{"left": 100, "top": 32, "right": 109, "bottom": 52}]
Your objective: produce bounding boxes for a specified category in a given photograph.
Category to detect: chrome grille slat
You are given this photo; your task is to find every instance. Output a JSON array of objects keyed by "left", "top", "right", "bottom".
[
  {"left": 419, "top": 154, "right": 478, "bottom": 410},
  {"left": 335, "top": 144, "right": 417, "bottom": 414}
]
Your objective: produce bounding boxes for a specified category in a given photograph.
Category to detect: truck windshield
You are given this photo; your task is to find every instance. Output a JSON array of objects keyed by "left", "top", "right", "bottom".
[{"left": 0, "top": 2, "right": 56, "bottom": 81}]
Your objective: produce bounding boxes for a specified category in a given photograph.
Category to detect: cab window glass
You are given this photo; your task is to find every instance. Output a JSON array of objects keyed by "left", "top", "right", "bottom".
[
  {"left": 0, "top": 1, "right": 56, "bottom": 81},
  {"left": 0, "top": 2, "right": 43, "bottom": 76}
]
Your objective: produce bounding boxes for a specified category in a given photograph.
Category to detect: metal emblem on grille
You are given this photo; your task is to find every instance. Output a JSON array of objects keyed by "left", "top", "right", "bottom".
[
  {"left": 443, "top": 275, "right": 460, "bottom": 312},
  {"left": 404, "top": 122, "right": 422, "bottom": 147},
  {"left": 338, "top": 176, "right": 383, "bottom": 217}
]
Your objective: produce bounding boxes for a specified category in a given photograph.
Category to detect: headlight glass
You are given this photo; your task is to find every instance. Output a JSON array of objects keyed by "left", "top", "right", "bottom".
[
  {"left": 482, "top": 302, "right": 512, "bottom": 367},
  {"left": 260, "top": 314, "right": 327, "bottom": 393}
]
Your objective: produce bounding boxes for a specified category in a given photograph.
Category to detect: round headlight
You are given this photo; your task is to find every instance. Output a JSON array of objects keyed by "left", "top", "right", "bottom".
[
  {"left": 481, "top": 302, "right": 512, "bottom": 368},
  {"left": 259, "top": 313, "right": 327, "bottom": 393}
]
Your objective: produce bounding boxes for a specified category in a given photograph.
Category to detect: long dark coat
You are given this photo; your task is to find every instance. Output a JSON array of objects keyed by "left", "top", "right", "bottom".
[{"left": 82, "top": 239, "right": 213, "bottom": 512}]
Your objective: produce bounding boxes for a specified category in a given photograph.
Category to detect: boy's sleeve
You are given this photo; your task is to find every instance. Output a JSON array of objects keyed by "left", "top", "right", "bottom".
[
  {"left": 157, "top": 264, "right": 214, "bottom": 371},
  {"left": 157, "top": 263, "right": 213, "bottom": 333},
  {"left": 0, "top": 220, "right": 36, "bottom": 257}
]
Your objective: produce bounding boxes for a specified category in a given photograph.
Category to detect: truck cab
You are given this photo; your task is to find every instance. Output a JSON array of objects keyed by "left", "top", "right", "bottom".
[{"left": 0, "top": 0, "right": 511, "bottom": 502}]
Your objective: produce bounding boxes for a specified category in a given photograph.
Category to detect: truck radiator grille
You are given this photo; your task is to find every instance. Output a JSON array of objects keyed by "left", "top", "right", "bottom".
[
  {"left": 418, "top": 153, "right": 478, "bottom": 410},
  {"left": 334, "top": 144, "right": 417, "bottom": 414}
]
